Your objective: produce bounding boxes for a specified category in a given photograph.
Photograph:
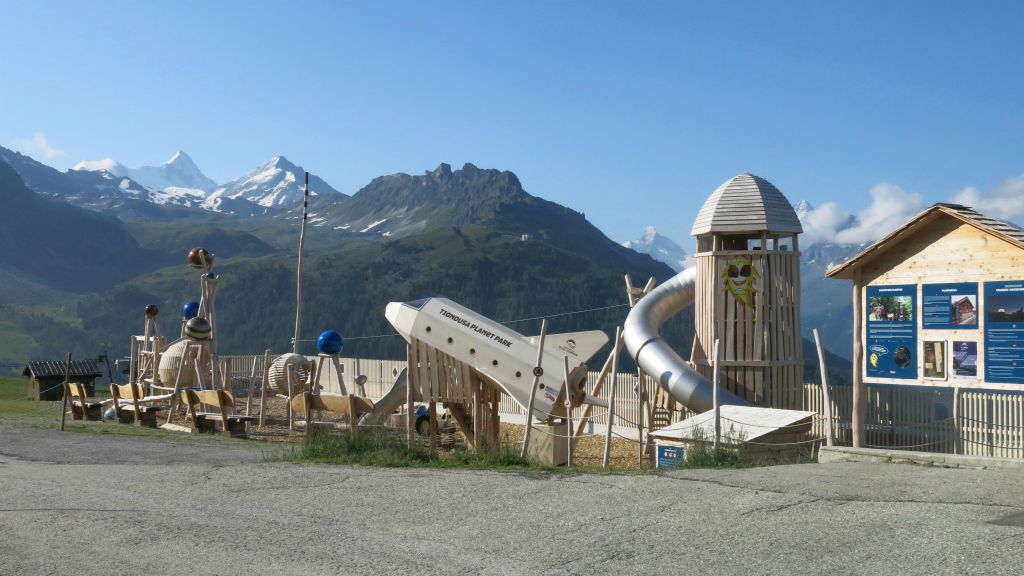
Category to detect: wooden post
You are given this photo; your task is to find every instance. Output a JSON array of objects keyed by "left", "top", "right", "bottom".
[
  {"left": 407, "top": 343, "right": 415, "bottom": 449},
  {"left": 59, "top": 352, "right": 72, "bottom": 431},
  {"left": 603, "top": 327, "right": 622, "bottom": 468},
  {"left": 852, "top": 277, "right": 865, "bottom": 447},
  {"left": 286, "top": 368, "right": 295, "bottom": 431},
  {"left": 563, "top": 355, "right": 573, "bottom": 468},
  {"left": 520, "top": 319, "right": 548, "bottom": 459},
  {"left": 712, "top": 339, "right": 720, "bottom": 452},
  {"left": 428, "top": 400, "right": 438, "bottom": 455},
  {"left": 246, "top": 350, "right": 268, "bottom": 417},
  {"left": 813, "top": 328, "right": 834, "bottom": 447},
  {"left": 258, "top": 349, "right": 270, "bottom": 426}
]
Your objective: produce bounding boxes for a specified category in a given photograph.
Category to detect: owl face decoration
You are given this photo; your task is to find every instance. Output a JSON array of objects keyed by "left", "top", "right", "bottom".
[{"left": 722, "top": 256, "right": 760, "bottom": 307}]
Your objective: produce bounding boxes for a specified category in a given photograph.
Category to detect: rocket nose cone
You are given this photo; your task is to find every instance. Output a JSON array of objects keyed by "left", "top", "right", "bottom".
[
  {"left": 386, "top": 302, "right": 415, "bottom": 343},
  {"left": 384, "top": 302, "right": 403, "bottom": 330}
]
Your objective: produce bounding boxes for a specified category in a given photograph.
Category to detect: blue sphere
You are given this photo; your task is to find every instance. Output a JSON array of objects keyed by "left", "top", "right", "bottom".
[
  {"left": 317, "top": 330, "right": 344, "bottom": 355},
  {"left": 182, "top": 301, "right": 200, "bottom": 320}
]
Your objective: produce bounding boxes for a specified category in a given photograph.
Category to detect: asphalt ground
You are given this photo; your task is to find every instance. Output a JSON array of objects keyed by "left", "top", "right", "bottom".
[{"left": 1, "top": 424, "right": 1022, "bottom": 575}]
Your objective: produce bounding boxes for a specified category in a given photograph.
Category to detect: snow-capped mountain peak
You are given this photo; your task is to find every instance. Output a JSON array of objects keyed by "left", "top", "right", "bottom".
[
  {"left": 793, "top": 199, "right": 813, "bottom": 220},
  {"left": 165, "top": 150, "right": 187, "bottom": 165},
  {"left": 71, "top": 150, "right": 216, "bottom": 192},
  {"left": 622, "top": 226, "right": 689, "bottom": 271},
  {"left": 72, "top": 157, "right": 122, "bottom": 173},
  {"left": 201, "top": 155, "right": 344, "bottom": 213}
]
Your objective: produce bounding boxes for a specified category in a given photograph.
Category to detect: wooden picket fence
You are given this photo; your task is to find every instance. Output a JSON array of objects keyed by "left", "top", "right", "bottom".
[
  {"left": 219, "top": 354, "right": 1024, "bottom": 459},
  {"left": 803, "top": 382, "right": 1024, "bottom": 459}
]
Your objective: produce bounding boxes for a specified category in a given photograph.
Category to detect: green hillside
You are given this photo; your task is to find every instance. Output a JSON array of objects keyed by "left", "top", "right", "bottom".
[{"left": 72, "top": 224, "right": 686, "bottom": 367}]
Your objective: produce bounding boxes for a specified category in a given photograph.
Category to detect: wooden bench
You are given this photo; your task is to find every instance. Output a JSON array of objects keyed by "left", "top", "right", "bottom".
[
  {"left": 109, "top": 383, "right": 162, "bottom": 427},
  {"left": 290, "top": 393, "right": 374, "bottom": 434},
  {"left": 66, "top": 382, "right": 103, "bottom": 421},
  {"left": 182, "top": 389, "right": 256, "bottom": 437}
]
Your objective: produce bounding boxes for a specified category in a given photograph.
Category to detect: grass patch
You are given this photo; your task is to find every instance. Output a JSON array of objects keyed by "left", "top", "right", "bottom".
[
  {"left": 0, "top": 376, "right": 28, "bottom": 400},
  {"left": 671, "top": 441, "right": 753, "bottom": 469},
  {"left": 667, "top": 426, "right": 755, "bottom": 470},
  {"left": 289, "top": 427, "right": 606, "bottom": 473}
]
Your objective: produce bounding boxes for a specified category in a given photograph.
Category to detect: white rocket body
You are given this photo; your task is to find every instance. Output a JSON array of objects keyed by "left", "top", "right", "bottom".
[{"left": 385, "top": 297, "right": 608, "bottom": 421}]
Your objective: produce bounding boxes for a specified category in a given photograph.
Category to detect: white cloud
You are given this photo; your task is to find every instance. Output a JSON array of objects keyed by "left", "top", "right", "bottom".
[
  {"left": 10, "top": 132, "right": 65, "bottom": 159},
  {"left": 799, "top": 183, "right": 923, "bottom": 247},
  {"left": 798, "top": 201, "right": 854, "bottom": 247},
  {"left": 951, "top": 175, "right": 1024, "bottom": 221},
  {"left": 834, "top": 183, "right": 924, "bottom": 245}
]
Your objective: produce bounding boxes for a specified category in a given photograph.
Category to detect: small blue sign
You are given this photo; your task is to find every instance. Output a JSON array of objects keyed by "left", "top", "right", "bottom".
[
  {"left": 866, "top": 285, "right": 917, "bottom": 379},
  {"left": 984, "top": 281, "right": 1024, "bottom": 384},
  {"left": 657, "top": 444, "right": 685, "bottom": 468},
  {"left": 922, "top": 283, "right": 978, "bottom": 329}
]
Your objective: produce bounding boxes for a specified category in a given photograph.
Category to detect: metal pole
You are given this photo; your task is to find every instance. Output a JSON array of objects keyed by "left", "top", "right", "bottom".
[
  {"left": 520, "top": 319, "right": 549, "bottom": 459},
  {"left": 293, "top": 171, "right": 309, "bottom": 354}
]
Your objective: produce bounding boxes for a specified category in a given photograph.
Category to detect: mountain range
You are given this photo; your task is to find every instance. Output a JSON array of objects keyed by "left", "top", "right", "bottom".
[
  {"left": 0, "top": 149, "right": 687, "bottom": 373},
  {"left": 74, "top": 151, "right": 217, "bottom": 192}
]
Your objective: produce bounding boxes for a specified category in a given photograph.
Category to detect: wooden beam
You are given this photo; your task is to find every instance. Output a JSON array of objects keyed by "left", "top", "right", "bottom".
[
  {"left": 603, "top": 327, "right": 622, "bottom": 468},
  {"left": 520, "top": 319, "right": 549, "bottom": 459},
  {"left": 852, "top": 273, "right": 865, "bottom": 447},
  {"left": 59, "top": 352, "right": 72, "bottom": 432}
]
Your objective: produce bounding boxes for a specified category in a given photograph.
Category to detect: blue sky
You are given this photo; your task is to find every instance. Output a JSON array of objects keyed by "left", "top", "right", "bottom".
[{"left": 3, "top": 1, "right": 1023, "bottom": 246}]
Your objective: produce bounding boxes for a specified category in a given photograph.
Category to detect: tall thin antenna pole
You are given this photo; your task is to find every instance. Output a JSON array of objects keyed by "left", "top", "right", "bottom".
[{"left": 293, "top": 171, "right": 309, "bottom": 354}]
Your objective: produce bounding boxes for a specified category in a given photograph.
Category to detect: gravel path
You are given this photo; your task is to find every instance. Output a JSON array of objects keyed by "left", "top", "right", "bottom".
[{"left": 1, "top": 423, "right": 1022, "bottom": 575}]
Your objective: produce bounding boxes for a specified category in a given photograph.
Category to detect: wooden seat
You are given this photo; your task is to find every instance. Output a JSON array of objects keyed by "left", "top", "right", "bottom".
[
  {"left": 110, "top": 383, "right": 161, "bottom": 427},
  {"left": 182, "top": 389, "right": 256, "bottom": 437},
  {"left": 290, "top": 393, "right": 374, "bottom": 434},
  {"left": 66, "top": 382, "right": 103, "bottom": 421}
]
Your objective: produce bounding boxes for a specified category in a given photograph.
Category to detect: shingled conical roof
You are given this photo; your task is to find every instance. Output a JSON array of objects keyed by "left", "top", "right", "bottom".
[{"left": 690, "top": 173, "right": 803, "bottom": 236}]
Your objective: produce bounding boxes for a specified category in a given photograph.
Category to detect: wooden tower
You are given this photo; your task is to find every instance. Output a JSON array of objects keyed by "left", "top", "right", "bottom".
[{"left": 690, "top": 173, "right": 804, "bottom": 409}]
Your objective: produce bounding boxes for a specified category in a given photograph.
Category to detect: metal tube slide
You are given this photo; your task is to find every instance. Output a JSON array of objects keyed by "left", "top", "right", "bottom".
[{"left": 623, "top": 267, "right": 748, "bottom": 412}]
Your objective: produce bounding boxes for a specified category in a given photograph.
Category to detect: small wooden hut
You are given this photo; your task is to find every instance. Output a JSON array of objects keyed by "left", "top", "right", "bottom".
[
  {"left": 690, "top": 173, "right": 805, "bottom": 409},
  {"left": 826, "top": 203, "right": 1024, "bottom": 446},
  {"left": 23, "top": 360, "right": 103, "bottom": 401}
]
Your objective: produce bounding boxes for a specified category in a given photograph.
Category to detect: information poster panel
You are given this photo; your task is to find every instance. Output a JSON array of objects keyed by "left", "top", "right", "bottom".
[
  {"left": 984, "top": 280, "right": 1024, "bottom": 384},
  {"left": 922, "top": 283, "right": 978, "bottom": 329},
  {"left": 953, "top": 341, "right": 978, "bottom": 380},
  {"left": 866, "top": 285, "right": 917, "bottom": 379}
]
